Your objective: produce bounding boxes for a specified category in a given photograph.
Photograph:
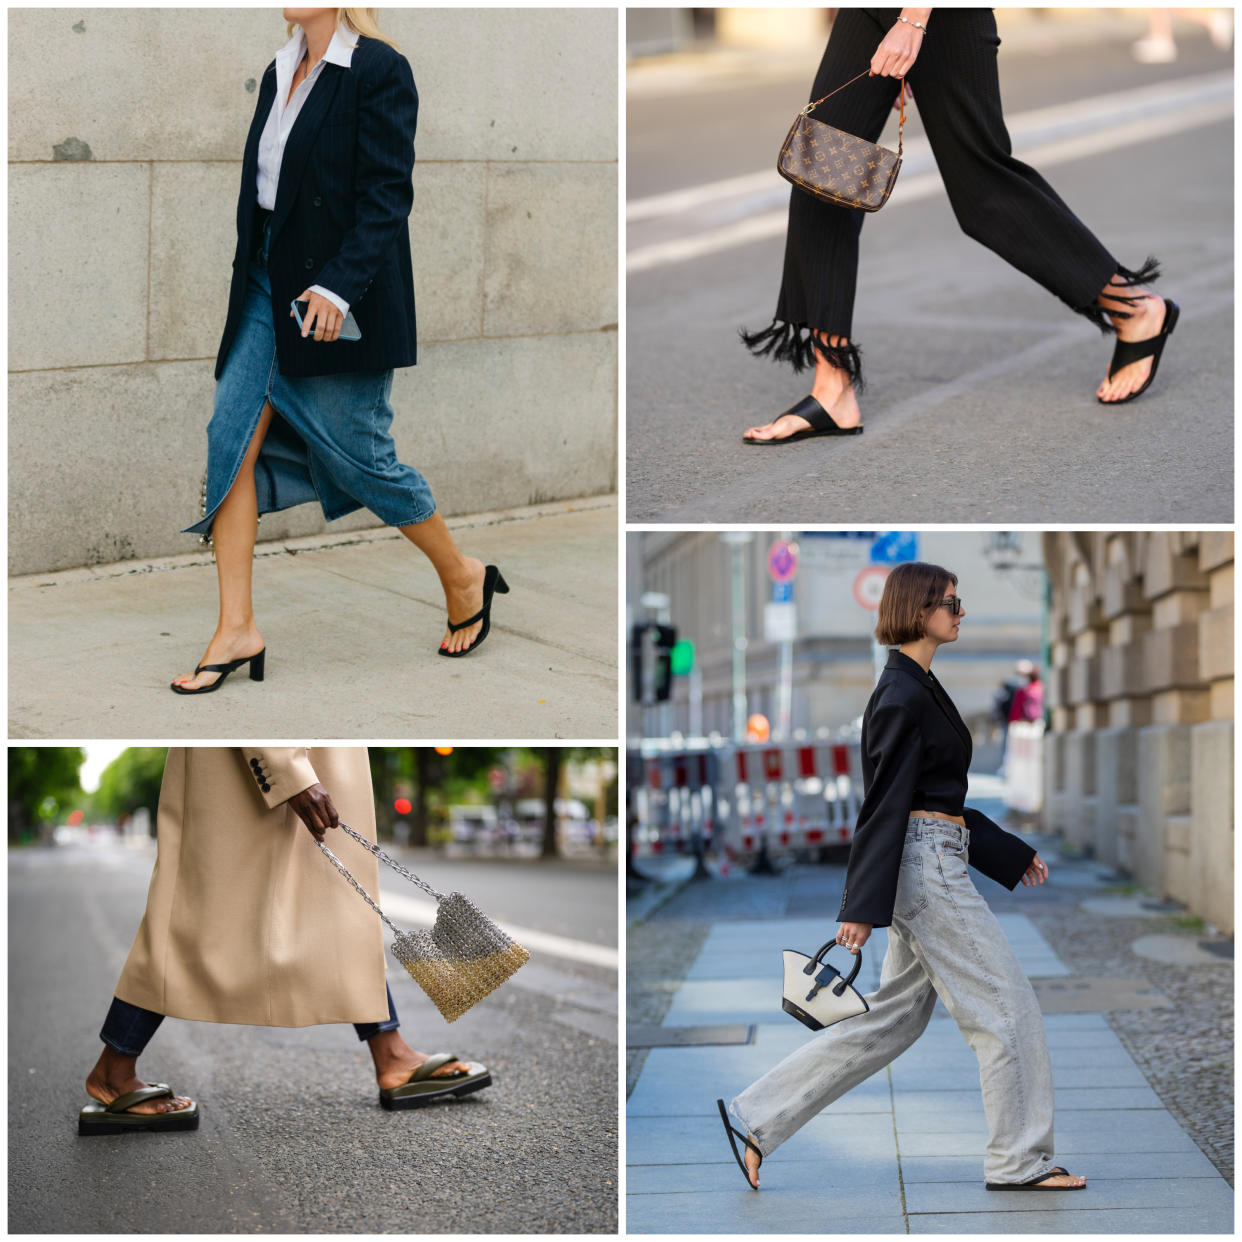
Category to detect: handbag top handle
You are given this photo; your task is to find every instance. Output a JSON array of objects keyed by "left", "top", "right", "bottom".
[{"left": 801, "top": 69, "right": 906, "bottom": 159}]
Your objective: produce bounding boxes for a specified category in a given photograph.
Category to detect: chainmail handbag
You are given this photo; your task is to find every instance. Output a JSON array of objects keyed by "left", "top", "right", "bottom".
[
  {"left": 317, "top": 822, "right": 529, "bottom": 1022},
  {"left": 777, "top": 69, "right": 905, "bottom": 212}
]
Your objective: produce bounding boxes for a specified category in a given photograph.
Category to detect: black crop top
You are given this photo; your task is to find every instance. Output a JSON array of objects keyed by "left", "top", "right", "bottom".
[{"left": 838, "top": 649, "right": 1035, "bottom": 927}]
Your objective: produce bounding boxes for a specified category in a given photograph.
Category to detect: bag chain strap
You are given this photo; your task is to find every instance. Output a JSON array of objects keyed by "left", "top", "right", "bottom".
[
  {"left": 801, "top": 69, "right": 906, "bottom": 158},
  {"left": 315, "top": 821, "right": 445, "bottom": 937}
]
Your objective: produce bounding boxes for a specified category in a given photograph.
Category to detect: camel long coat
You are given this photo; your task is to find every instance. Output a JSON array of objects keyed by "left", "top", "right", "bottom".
[{"left": 114, "top": 747, "right": 389, "bottom": 1026}]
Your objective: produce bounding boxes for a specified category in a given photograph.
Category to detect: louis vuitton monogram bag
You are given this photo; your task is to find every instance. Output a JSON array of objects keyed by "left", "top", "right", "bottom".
[{"left": 778, "top": 70, "right": 905, "bottom": 212}]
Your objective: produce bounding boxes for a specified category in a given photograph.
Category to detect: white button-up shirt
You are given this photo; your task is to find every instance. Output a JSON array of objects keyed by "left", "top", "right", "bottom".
[{"left": 256, "top": 23, "right": 358, "bottom": 315}]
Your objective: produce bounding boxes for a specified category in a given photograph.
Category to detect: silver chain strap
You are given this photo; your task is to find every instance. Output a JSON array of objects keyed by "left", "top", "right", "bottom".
[{"left": 315, "top": 821, "right": 444, "bottom": 936}]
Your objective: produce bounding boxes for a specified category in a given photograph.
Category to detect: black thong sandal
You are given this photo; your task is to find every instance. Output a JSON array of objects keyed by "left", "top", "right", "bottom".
[
  {"left": 379, "top": 1054, "right": 492, "bottom": 1110},
  {"left": 79, "top": 1083, "right": 199, "bottom": 1136},
  {"left": 439, "top": 564, "right": 509, "bottom": 657},
  {"left": 716, "top": 1098, "right": 762, "bottom": 1189},
  {"left": 742, "top": 395, "right": 864, "bottom": 445},
  {"left": 170, "top": 649, "right": 265, "bottom": 695},
  {"left": 986, "top": 1165, "right": 1086, "bottom": 1191},
  {"left": 1098, "top": 297, "right": 1179, "bottom": 405}
]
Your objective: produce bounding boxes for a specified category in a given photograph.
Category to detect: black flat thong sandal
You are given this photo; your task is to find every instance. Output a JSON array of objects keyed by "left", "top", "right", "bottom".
[
  {"left": 988, "top": 1162, "right": 1087, "bottom": 1192},
  {"left": 1098, "top": 297, "right": 1179, "bottom": 405},
  {"left": 79, "top": 1083, "right": 199, "bottom": 1136},
  {"left": 716, "top": 1098, "right": 762, "bottom": 1189},
  {"left": 742, "top": 395, "right": 864, "bottom": 445}
]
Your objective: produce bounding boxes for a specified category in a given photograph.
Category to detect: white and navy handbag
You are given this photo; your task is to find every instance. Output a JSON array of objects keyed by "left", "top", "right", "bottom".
[{"left": 781, "top": 939, "right": 870, "bottom": 1031}]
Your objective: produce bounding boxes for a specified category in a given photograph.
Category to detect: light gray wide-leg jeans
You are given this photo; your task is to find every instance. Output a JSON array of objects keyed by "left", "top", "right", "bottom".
[{"left": 730, "top": 816, "right": 1057, "bottom": 1184}]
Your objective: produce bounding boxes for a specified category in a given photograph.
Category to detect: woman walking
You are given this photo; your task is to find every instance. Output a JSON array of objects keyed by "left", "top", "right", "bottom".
[
  {"left": 742, "top": 7, "right": 1177, "bottom": 444},
  {"left": 80, "top": 747, "right": 490, "bottom": 1133},
  {"left": 717, "top": 562, "right": 1086, "bottom": 1192},
  {"left": 172, "top": 8, "right": 507, "bottom": 694}
]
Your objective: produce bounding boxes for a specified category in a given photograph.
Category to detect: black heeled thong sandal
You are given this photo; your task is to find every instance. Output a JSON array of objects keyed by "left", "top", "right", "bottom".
[
  {"left": 986, "top": 1165, "right": 1086, "bottom": 1191},
  {"left": 170, "top": 649, "right": 265, "bottom": 695},
  {"left": 439, "top": 564, "right": 509, "bottom": 657},
  {"left": 1098, "top": 297, "right": 1179, "bottom": 405},
  {"left": 716, "top": 1098, "right": 762, "bottom": 1189},
  {"left": 742, "top": 394, "right": 864, "bottom": 445}
]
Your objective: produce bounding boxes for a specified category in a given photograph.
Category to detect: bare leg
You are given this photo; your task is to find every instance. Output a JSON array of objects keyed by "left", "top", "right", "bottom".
[
  {"left": 397, "top": 512, "right": 486, "bottom": 654},
  {"left": 171, "top": 401, "right": 275, "bottom": 689},
  {"left": 85, "top": 1047, "right": 193, "bottom": 1115},
  {"left": 1095, "top": 273, "right": 1169, "bottom": 403},
  {"left": 742, "top": 332, "right": 862, "bottom": 440},
  {"left": 366, "top": 1028, "right": 471, "bottom": 1088}
]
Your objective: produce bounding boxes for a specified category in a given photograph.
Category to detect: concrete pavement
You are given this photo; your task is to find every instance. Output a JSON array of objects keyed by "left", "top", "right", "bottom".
[
  {"left": 626, "top": 26, "right": 1233, "bottom": 523},
  {"left": 8, "top": 496, "right": 617, "bottom": 738},
  {"left": 9, "top": 838, "right": 618, "bottom": 1234},
  {"left": 625, "top": 804, "right": 1233, "bottom": 1232}
]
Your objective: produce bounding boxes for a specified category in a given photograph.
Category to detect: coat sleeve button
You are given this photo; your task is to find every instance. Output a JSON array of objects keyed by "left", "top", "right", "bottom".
[
  {"left": 304, "top": 258, "right": 314, "bottom": 269},
  {"left": 261, "top": 782, "right": 272, "bottom": 793},
  {"left": 312, "top": 195, "right": 322, "bottom": 207}
]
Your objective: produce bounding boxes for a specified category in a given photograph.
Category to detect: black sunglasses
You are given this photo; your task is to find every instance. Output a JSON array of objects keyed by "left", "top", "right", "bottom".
[{"left": 934, "top": 595, "right": 963, "bottom": 615}]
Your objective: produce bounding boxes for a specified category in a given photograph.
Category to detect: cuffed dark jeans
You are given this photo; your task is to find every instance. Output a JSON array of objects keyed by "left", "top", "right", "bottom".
[{"left": 99, "top": 985, "right": 400, "bottom": 1056}]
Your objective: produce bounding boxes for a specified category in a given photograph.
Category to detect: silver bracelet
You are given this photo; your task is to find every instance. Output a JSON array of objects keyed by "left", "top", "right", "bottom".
[{"left": 899, "top": 15, "right": 929, "bottom": 35}]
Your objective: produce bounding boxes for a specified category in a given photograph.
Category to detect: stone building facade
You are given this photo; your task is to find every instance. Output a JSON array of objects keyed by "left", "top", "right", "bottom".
[{"left": 1042, "top": 531, "right": 1233, "bottom": 933}]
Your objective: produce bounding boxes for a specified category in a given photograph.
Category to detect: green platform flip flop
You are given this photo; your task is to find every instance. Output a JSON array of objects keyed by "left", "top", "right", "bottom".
[
  {"left": 379, "top": 1054, "right": 492, "bottom": 1110},
  {"left": 79, "top": 1083, "right": 199, "bottom": 1136}
]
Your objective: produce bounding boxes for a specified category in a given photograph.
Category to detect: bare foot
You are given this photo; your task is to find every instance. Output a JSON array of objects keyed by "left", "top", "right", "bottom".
[
  {"left": 85, "top": 1068, "right": 193, "bottom": 1116},
  {"left": 440, "top": 557, "right": 485, "bottom": 655},
  {"left": 1097, "top": 288, "right": 1166, "bottom": 403},
  {"left": 742, "top": 384, "right": 861, "bottom": 442},
  {"left": 744, "top": 1138, "right": 761, "bottom": 1188},
  {"left": 1029, "top": 1169, "right": 1087, "bottom": 1188},
  {"left": 170, "top": 622, "right": 264, "bottom": 691},
  {"left": 369, "top": 1032, "right": 472, "bottom": 1089}
]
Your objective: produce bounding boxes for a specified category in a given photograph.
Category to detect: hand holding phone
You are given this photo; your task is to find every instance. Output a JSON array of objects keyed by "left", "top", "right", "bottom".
[{"left": 290, "top": 296, "right": 362, "bottom": 342}]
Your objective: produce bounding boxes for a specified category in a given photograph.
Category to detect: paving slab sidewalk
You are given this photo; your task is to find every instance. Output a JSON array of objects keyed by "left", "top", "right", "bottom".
[
  {"left": 9, "top": 496, "right": 617, "bottom": 739},
  {"left": 626, "top": 839, "right": 1234, "bottom": 1232}
]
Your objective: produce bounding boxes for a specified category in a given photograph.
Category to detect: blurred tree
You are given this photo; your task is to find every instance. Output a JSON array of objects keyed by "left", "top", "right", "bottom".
[
  {"left": 8, "top": 747, "right": 85, "bottom": 842},
  {"left": 92, "top": 749, "right": 169, "bottom": 830}
]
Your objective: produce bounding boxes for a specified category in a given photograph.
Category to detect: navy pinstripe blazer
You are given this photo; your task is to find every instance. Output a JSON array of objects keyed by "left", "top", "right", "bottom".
[{"left": 215, "top": 35, "right": 419, "bottom": 380}]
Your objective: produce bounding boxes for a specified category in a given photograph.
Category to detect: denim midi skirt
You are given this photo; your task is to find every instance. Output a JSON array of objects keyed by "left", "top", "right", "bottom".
[{"left": 183, "top": 219, "right": 436, "bottom": 538}]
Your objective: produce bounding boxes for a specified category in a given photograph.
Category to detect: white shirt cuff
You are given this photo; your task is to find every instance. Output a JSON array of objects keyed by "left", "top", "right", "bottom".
[{"left": 308, "top": 284, "right": 350, "bottom": 317}]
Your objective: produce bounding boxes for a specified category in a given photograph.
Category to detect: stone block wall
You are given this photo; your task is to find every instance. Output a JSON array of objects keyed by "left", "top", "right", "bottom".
[
  {"left": 9, "top": 8, "right": 618, "bottom": 573},
  {"left": 1042, "top": 532, "right": 1233, "bottom": 933}
]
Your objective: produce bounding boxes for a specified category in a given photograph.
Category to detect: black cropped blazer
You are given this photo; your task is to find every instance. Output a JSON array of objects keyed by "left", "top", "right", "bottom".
[{"left": 838, "top": 649, "right": 1036, "bottom": 927}]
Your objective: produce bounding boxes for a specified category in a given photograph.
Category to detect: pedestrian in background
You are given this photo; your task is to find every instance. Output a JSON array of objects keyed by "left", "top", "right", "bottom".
[
  {"left": 717, "top": 562, "right": 1086, "bottom": 1193},
  {"left": 742, "top": 6, "right": 1178, "bottom": 445},
  {"left": 172, "top": 7, "right": 509, "bottom": 695},
  {"left": 80, "top": 747, "right": 490, "bottom": 1134}
]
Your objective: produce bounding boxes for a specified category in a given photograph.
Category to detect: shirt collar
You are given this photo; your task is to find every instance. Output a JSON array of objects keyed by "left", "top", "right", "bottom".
[{"left": 276, "top": 23, "right": 357, "bottom": 72}]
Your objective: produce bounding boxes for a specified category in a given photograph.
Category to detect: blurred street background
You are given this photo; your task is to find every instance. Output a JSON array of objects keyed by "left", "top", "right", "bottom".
[
  {"left": 625, "top": 529, "right": 1233, "bottom": 1231},
  {"left": 626, "top": 8, "right": 1233, "bottom": 522},
  {"left": 9, "top": 746, "right": 618, "bottom": 1234}
]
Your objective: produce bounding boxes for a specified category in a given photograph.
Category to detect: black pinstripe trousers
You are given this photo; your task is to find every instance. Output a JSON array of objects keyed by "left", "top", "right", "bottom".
[{"left": 743, "top": 8, "right": 1155, "bottom": 385}]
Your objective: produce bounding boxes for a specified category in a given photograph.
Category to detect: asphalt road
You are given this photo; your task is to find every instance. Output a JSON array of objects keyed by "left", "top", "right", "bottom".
[
  {"left": 8, "top": 840, "right": 618, "bottom": 1234},
  {"left": 627, "top": 27, "right": 1233, "bottom": 522}
]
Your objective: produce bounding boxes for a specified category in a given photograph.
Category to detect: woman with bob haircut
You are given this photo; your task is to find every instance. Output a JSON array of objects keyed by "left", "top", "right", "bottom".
[{"left": 717, "top": 561, "right": 1086, "bottom": 1193}]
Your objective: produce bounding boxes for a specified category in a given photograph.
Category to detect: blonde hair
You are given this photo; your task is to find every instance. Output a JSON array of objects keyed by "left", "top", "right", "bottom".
[{"left": 285, "top": 8, "right": 403, "bottom": 54}]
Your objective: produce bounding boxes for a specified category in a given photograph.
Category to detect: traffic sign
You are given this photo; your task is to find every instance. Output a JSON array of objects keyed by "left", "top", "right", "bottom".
[
  {"left": 854, "top": 565, "right": 891, "bottom": 610},
  {"left": 870, "top": 531, "right": 918, "bottom": 564},
  {"left": 768, "top": 539, "right": 799, "bottom": 583}
]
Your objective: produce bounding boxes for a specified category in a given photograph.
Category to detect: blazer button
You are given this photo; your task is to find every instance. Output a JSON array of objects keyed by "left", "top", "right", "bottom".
[
  {"left": 304, "top": 258, "right": 314, "bottom": 270},
  {"left": 250, "top": 758, "right": 260, "bottom": 769},
  {"left": 261, "top": 782, "right": 272, "bottom": 793},
  {"left": 312, "top": 196, "right": 322, "bottom": 207}
]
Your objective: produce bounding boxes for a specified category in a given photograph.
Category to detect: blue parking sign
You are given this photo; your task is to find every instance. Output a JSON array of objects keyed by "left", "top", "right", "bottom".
[{"left": 871, "top": 531, "right": 918, "bottom": 564}]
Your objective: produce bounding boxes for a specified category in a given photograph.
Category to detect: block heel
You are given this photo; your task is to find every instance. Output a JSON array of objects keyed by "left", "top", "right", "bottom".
[
  {"left": 170, "top": 647, "right": 267, "bottom": 695},
  {"left": 439, "top": 565, "right": 508, "bottom": 657}
]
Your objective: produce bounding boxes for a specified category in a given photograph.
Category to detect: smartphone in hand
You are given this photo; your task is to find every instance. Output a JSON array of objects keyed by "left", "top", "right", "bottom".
[{"left": 291, "top": 299, "right": 362, "bottom": 341}]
